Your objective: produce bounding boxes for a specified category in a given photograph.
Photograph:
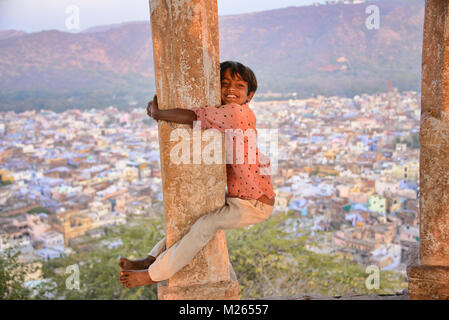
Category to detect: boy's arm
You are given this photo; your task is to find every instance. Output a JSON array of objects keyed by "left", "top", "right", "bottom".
[
  {"left": 148, "top": 95, "right": 197, "bottom": 125},
  {"left": 155, "top": 108, "right": 197, "bottom": 125}
]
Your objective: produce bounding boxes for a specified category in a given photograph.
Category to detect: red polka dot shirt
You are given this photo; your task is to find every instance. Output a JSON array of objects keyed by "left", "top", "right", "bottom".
[{"left": 192, "top": 102, "right": 275, "bottom": 201}]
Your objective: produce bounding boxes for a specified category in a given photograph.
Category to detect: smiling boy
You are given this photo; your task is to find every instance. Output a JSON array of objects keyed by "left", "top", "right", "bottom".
[{"left": 119, "top": 61, "right": 275, "bottom": 288}]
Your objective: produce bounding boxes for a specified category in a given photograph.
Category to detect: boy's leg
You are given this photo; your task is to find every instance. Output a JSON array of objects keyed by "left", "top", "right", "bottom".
[
  {"left": 148, "top": 197, "right": 273, "bottom": 282},
  {"left": 119, "top": 238, "right": 166, "bottom": 271},
  {"left": 119, "top": 238, "right": 168, "bottom": 286},
  {"left": 148, "top": 237, "right": 166, "bottom": 258}
]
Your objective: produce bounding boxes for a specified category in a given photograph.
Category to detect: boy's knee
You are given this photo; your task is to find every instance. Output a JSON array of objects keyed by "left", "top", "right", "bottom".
[
  {"left": 193, "top": 215, "right": 219, "bottom": 240},
  {"left": 260, "top": 206, "right": 273, "bottom": 222},
  {"left": 148, "top": 263, "right": 169, "bottom": 282}
]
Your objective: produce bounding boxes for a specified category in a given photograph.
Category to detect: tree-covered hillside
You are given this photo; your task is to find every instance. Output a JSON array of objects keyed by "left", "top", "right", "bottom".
[{"left": 3, "top": 211, "right": 406, "bottom": 300}]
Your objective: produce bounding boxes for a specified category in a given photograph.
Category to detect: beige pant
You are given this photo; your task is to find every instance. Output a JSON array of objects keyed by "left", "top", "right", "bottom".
[{"left": 147, "top": 197, "right": 274, "bottom": 281}]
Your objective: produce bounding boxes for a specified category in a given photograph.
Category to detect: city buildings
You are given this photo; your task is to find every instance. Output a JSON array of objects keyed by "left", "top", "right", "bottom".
[{"left": 0, "top": 89, "right": 420, "bottom": 277}]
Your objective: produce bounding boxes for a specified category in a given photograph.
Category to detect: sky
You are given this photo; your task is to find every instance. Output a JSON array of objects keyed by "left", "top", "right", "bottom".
[{"left": 0, "top": 0, "right": 326, "bottom": 33}]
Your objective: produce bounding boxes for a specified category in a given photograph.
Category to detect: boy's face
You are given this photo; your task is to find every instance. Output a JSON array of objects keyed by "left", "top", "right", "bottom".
[{"left": 221, "top": 68, "right": 255, "bottom": 105}]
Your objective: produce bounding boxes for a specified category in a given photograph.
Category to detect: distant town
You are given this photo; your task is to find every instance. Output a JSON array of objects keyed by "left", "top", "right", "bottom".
[{"left": 0, "top": 88, "right": 420, "bottom": 286}]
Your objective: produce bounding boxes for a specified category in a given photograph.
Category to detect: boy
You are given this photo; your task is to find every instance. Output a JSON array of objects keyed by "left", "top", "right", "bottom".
[{"left": 119, "top": 61, "right": 275, "bottom": 288}]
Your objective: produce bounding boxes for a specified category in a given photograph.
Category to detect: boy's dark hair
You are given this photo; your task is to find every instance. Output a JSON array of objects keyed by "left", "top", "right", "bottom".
[{"left": 220, "top": 61, "right": 258, "bottom": 94}]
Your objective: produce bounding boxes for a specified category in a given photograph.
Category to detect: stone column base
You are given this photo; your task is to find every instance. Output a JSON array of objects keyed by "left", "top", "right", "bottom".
[
  {"left": 407, "top": 244, "right": 449, "bottom": 300},
  {"left": 407, "top": 266, "right": 449, "bottom": 300},
  {"left": 157, "top": 279, "right": 239, "bottom": 300}
]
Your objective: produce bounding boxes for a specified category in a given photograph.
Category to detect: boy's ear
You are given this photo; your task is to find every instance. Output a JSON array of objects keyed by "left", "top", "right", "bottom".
[{"left": 247, "top": 91, "right": 255, "bottom": 103}]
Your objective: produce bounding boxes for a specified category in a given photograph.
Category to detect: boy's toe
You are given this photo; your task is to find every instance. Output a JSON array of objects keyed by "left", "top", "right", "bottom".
[{"left": 119, "top": 258, "right": 128, "bottom": 268}]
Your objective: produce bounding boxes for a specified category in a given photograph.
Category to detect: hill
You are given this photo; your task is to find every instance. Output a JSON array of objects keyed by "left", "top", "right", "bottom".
[{"left": 0, "top": 0, "right": 424, "bottom": 112}]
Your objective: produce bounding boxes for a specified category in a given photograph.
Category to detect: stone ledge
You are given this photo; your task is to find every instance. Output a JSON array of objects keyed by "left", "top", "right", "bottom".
[
  {"left": 408, "top": 265, "right": 449, "bottom": 300},
  {"left": 157, "top": 279, "right": 239, "bottom": 300},
  {"left": 255, "top": 291, "right": 408, "bottom": 300},
  {"left": 407, "top": 242, "right": 449, "bottom": 299}
]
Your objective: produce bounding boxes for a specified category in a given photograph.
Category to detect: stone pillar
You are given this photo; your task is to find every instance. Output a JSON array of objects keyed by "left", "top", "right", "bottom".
[
  {"left": 407, "top": 0, "right": 449, "bottom": 300},
  {"left": 148, "top": 0, "right": 239, "bottom": 300}
]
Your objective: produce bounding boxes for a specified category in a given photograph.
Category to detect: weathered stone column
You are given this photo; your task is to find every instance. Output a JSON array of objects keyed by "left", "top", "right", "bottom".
[
  {"left": 407, "top": 0, "right": 449, "bottom": 300},
  {"left": 148, "top": 0, "right": 239, "bottom": 300}
]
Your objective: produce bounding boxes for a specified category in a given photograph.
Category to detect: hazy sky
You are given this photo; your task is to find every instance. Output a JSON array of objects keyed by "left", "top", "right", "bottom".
[{"left": 0, "top": 0, "right": 326, "bottom": 33}]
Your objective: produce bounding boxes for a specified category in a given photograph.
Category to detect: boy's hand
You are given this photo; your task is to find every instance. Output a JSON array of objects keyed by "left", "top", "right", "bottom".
[
  {"left": 146, "top": 95, "right": 196, "bottom": 125},
  {"left": 146, "top": 94, "right": 159, "bottom": 121}
]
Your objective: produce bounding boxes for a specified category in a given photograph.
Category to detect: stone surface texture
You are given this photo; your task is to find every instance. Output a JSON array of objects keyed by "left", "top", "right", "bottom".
[
  {"left": 407, "top": 0, "right": 449, "bottom": 300},
  {"left": 149, "top": 0, "right": 238, "bottom": 299},
  {"left": 257, "top": 293, "right": 408, "bottom": 300}
]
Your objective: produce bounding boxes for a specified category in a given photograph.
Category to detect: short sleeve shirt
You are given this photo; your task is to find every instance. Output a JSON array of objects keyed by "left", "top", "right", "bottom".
[{"left": 191, "top": 102, "right": 275, "bottom": 200}]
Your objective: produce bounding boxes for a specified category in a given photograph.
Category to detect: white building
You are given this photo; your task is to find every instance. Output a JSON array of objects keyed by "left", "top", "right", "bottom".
[
  {"left": 89, "top": 200, "right": 112, "bottom": 217},
  {"left": 0, "top": 185, "right": 13, "bottom": 205},
  {"left": 10, "top": 170, "right": 33, "bottom": 182},
  {"left": 370, "top": 244, "right": 402, "bottom": 270},
  {"left": 37, "top": 231, "right": 64, "bottom": 248},
  {"left": 34, "top": 246, "right": 65, "bottom": 261},
  {"left": 399, "top": 224, "right": 419, "bottom": 243},
  {"left": 375, "top": 179, "right": 400, "bottom": 197}
]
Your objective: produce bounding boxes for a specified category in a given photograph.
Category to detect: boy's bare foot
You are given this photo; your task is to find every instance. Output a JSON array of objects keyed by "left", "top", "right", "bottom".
[
  {"left": 119, "top": 270, "right": 158, "bottom": 288},
  {"left": 119, "top": 255, "right": 156, "bottom": 271}
]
